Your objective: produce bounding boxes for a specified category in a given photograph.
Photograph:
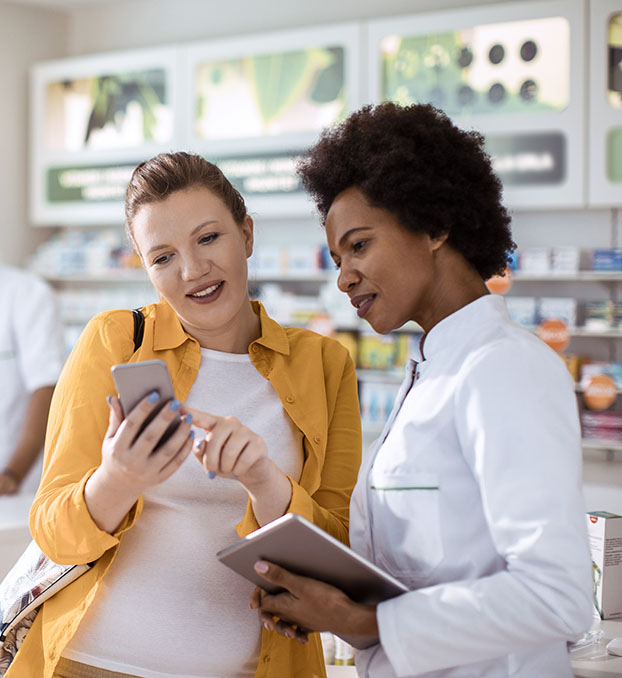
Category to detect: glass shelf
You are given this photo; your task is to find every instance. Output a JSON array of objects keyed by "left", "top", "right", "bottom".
[{"left": 512, "top": 272, "right": 622, "bottom": 282}]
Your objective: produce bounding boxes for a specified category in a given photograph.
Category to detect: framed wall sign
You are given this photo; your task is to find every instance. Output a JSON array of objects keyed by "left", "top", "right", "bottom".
[
  {"left": 367, "top": 0, "right": 586, "bottom": 209},
  {"left": 183, "top": 23, "right": 362, "bottom": 217},
  {"left": 588, "top": 0, "right": 622, "bottom": 207},
  {"left": 30, "top": 46, "right": 183, "bottom": 225}
]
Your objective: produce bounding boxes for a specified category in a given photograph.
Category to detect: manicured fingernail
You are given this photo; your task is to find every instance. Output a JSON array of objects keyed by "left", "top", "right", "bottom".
[
  {"left": 148, "top": 391, "right": 159, "bottom": 404},
  {"left": 169, "top": 399, "right": 181, "bottom": 411},
  {"left": 254, "top": 561, "right": 269, "bottom": 574},
  {"left": 189, "top": 430, "right": 195, "bottom": 440},
  {"left": 263, "top": 621, "right": 272, "bottom": 631},
  {"left": 184, "top": 413, "right": 192, "bottom": 425},
  {"left": 208, "top": 471, "right": 216, "bottom": 479},
  {"left": 106, "top": 395, "right": 112, "bottom": 406}
]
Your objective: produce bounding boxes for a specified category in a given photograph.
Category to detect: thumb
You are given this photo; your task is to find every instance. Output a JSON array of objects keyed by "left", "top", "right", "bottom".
[
  {"left": 253, "top": 560, "right": 299, "bottom": 594},
  {"left": 105, "top": 395, "right": 123, "bottom": 438}
]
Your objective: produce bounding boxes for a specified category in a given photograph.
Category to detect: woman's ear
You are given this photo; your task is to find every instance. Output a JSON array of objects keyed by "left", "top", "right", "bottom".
[
  {"left": 243, "top": 215, "right": 254, "bottom": 258},
  {"left": 430, "top": 232, "right": 449, "bottom": 252}
]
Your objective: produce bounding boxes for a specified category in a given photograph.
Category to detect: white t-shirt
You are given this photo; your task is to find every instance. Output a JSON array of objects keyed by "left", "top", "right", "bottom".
[
  {"left": 0, "top": 265, "right": 65, "bottom": 492},
  {"left": 351, "top": 294, "right": 593, "bottom": 678},
  {"left": 63, "top": 347, "right": 304, "bottom": 678}
]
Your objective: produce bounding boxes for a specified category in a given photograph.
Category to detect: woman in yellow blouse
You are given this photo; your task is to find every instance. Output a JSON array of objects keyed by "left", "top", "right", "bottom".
[{"left": 8, "top": 152, "right": 361, "bottom": 678}]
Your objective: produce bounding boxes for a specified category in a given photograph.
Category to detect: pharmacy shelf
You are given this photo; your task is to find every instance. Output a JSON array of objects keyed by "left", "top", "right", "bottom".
[
  {"left": 512, "top": 272, "right": 622, "bottom": 283},
  {"left": 43, "top": 271, "right": 148, "bottom": 283},
  {"left": 327, "top": 667, "right": 357, "bottom": 676},
  {"left": 571, "top": 329, "right": 622, "bottom": 339},
  {"left": 356, "top": 369, "right": 403, "bottom": 383},
  {"left": 575, "top": 385, "right": 622, "bottom": 395},
  {"left": 526, "top": 328, "right": 622, "bottom": 339},
  {"left": 582, "top": 439, "right": 622, "bottom": 453},
  {"left": 249, "top": 271, "right": 336, "bottom": 283},
  {"left": 44, "top": 271, "right": 337, "bottom": 285}
]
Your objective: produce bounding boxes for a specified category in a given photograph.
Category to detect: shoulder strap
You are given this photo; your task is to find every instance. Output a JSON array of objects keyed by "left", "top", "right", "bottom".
[{"left": 132, "top": 308, "right": 145, "bottom": 353}]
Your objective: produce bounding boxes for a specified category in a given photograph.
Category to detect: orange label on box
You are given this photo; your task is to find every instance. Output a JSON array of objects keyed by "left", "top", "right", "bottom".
[
  {"left": 584, "top": 374, "right": 617, "bottom": 411},
  {"left": 538, "top": 319, "right": 570, "bottom": 353},
  {"left": 486, "top": 268, "right": 513, "bottom": 295}
]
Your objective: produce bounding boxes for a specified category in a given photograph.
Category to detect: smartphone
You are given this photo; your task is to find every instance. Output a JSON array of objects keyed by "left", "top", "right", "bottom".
[{"left": 111, "top": 359, "right": 180, "bottom": 450}]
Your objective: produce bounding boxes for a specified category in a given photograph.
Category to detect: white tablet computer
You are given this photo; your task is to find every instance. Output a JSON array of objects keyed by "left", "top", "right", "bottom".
[{"left": 216, "top": 513, "right": 408, "bottom": 605}]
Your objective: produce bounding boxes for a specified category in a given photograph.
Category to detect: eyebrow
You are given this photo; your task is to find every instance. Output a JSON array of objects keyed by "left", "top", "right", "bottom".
[
  {"left": 145, "top": 220, "right": 219, "bottom": 256},
  {"left": 330, "top": 226, "right": 373, "bottom": 258}
]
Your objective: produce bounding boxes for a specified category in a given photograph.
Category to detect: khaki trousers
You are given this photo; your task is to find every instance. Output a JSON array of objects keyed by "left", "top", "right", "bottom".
[{"left": 53, "top": 658, "right": 142, "bottom": 678}]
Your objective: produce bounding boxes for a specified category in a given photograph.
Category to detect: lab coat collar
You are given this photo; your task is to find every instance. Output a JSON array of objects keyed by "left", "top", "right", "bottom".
[
  {"left": 414, "top": 294, "right": 508, "bottom": 363},
  {"left": 152, "top": 298, "right": 290, "bottom": 355}
]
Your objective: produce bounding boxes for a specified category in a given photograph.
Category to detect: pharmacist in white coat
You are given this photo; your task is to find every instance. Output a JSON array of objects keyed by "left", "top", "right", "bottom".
[
  {"left": 0, "top": 263, "right": 65, "bottom": 494},
  {"left": 251, "top": 102, "right": 593, "bottom": 677}
]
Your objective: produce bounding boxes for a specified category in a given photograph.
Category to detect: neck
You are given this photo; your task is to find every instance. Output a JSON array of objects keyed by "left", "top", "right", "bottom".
[
  {"left": 185, "top": 299, "right": 261, "bottom": 354},
  {"left": 417, "top": 248, "right": 490, "bottom": 333}
]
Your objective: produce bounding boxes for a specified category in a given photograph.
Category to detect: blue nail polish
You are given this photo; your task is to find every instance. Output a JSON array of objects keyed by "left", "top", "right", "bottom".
[
  {"left": 184, "top": 413, "right": 193, "bottom": 425},
  {"left": 169, "top": 399, "right": 181, "bottom": 411},
  {"left": 208, "top": 471, "right": 216, "bottom": 479},
  {"left": 189, "top": 430, "right": 195, "bottom": 439},
  {"left": 148, "top": 391, "right": 159, "bottom": 404}
]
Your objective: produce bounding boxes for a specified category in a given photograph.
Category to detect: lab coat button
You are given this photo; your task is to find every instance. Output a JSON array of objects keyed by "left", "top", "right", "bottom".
[
  {"left": 251, "top": 344, "right": 260, "bottom": 353},
  {"left": 286, "top": 396, "right": 295, "bottom": 403},
  {"left": 263, "top": 655, "right": 271, "bottom": 663},
  {"left": 313, "top": 435, "right": 321, "bottom": 444}
]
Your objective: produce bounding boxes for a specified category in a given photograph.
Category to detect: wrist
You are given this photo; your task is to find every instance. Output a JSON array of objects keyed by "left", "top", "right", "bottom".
[
  {"left": 2, "top": 468, "right": 22, "bottom": 484},
  {"left": 240, "top": 458, "right": 283, "bottom": 496},
  {"left": 89, "top": 464, "right": 141, "bottom": 501},
  {"left": 336, "top": 600, "right": 379, "bottom": 639}
]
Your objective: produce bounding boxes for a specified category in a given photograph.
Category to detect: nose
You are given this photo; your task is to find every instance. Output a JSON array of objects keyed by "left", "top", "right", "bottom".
[
  {"left": 180, "top": 252, "right": 208, "bottom": 281},
  {"left": 337, "top": 261, "right": 359, "bottom": 294}
]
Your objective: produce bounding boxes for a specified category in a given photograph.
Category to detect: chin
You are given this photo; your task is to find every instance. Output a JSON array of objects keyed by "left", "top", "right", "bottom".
[{"left": 365, "top": 319, "right": 391, "bottom": 335}]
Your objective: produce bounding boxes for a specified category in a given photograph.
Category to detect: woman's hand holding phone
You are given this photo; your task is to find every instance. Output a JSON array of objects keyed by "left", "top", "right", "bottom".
[
  {"left": 102, "top": 393, "right": 194, "bottom": 492},
  {"left": 85, "top": 393, "right": 195, "bottom": 534},
  {"left": 184, "top": 407, "right": 293, "bottom": 526}
]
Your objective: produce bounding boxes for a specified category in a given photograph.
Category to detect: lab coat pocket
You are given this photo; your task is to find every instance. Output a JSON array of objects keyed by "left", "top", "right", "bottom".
[{"left": 369, "top": 472, "right": 443, "bottom": 583}]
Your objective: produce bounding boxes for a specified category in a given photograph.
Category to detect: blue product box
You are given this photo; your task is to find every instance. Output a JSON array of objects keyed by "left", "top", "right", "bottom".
[{"left": 592, "top": 248, "right": 622, "bottom": 272}]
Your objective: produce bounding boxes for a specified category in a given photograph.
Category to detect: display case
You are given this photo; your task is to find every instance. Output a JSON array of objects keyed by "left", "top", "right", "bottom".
[
  {"left": 588, "top": 0, "right": 622, "bottom": 207},
  {"left": 367, "top": 0, "right": 586, "bottom": 209},
  {"left": 30, "top": 46, "right": 184, "bottom": 226},
  {"left": 183, "top": 22, "right": 362, "bottom": 218}
]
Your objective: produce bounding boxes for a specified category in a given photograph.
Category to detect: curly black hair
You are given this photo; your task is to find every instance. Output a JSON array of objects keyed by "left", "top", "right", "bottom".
[{"left": 297, "top": 102, "right": 515, "bottom": 280}]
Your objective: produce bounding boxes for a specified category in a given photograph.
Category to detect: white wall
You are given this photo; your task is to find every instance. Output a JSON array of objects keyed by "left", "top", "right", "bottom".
[
  {"left": 66, "top": 0, "right": 529, "bottom": 55},
  {"left": 0, "top": 2, "right": 68, "bottom": 266}
]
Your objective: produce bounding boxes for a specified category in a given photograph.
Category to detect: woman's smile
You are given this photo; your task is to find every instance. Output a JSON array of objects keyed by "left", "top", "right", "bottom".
[{"left": 186, "top": 280, "right": 225, "bottom": 303}]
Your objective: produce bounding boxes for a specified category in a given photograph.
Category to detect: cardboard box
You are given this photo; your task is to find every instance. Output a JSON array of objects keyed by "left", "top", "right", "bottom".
[{"left": 586, "top": 511, "right": 622, "bottom": 619}]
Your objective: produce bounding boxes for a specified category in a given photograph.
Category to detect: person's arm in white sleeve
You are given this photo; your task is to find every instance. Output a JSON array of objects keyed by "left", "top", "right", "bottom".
[
  {"left": 376, "top": 341, "right": 594, "bottom": 676},
  {"left": 1, "top": 272, "right": 65, "bottom": 493},
  {"left": 0, "top": 385, "right": 55, "bottom": 494}
]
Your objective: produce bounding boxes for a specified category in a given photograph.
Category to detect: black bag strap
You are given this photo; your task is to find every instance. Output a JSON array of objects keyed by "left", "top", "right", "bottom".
[{"left": 132, "top": 308, "right": 145, "bottom": 353}]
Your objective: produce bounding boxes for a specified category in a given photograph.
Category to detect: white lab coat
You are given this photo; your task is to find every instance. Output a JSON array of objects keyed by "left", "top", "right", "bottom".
[
  {"left": 0, "top": 265, "right": 65, "bottom": 491},
  {"left": 350, "top": 295, "right": 593, "bottom": 678}
]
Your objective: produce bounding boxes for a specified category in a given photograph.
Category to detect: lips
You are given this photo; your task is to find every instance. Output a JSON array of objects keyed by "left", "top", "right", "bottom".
[
  {"left": 186, "top": 281, "right": 224, "bottom": 302},
  {"left": 350, "top": 293, "right": 376, "bottom": 318}
]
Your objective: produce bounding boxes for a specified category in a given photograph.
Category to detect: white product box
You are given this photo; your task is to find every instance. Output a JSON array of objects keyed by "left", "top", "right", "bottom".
[
  {"left": 550, "top": 246, "right": 580, "bottom": 274},
  {"left": 505, "top": 297, "right": 537, "bottom": 328},
  {"left": 586, "top": 511, "right": 622, "bottom": 620},
  {"left": 538, "top": 297, "right": 577, "bottom": 328},
  {"left": 519, "top": 247, "right": 550, "bottom": 274}
]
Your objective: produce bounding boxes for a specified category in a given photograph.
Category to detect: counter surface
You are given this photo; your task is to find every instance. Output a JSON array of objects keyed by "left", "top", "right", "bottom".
[
  {"left": 0, "top": 493, "right": 35, "bottom": 578},
  {"left": 571, "top": 620, "right": 622, "bottom": 677}
]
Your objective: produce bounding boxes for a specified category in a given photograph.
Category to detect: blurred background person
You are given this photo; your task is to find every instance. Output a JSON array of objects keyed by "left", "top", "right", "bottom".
[{"left": 0, "top": 262, "right": 65, "bottom": 495}]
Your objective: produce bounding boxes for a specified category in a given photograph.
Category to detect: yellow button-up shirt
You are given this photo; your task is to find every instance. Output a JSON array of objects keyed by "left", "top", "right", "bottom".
[{"left": 9, "top": 300, "right": 361, "bottom": 678}]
